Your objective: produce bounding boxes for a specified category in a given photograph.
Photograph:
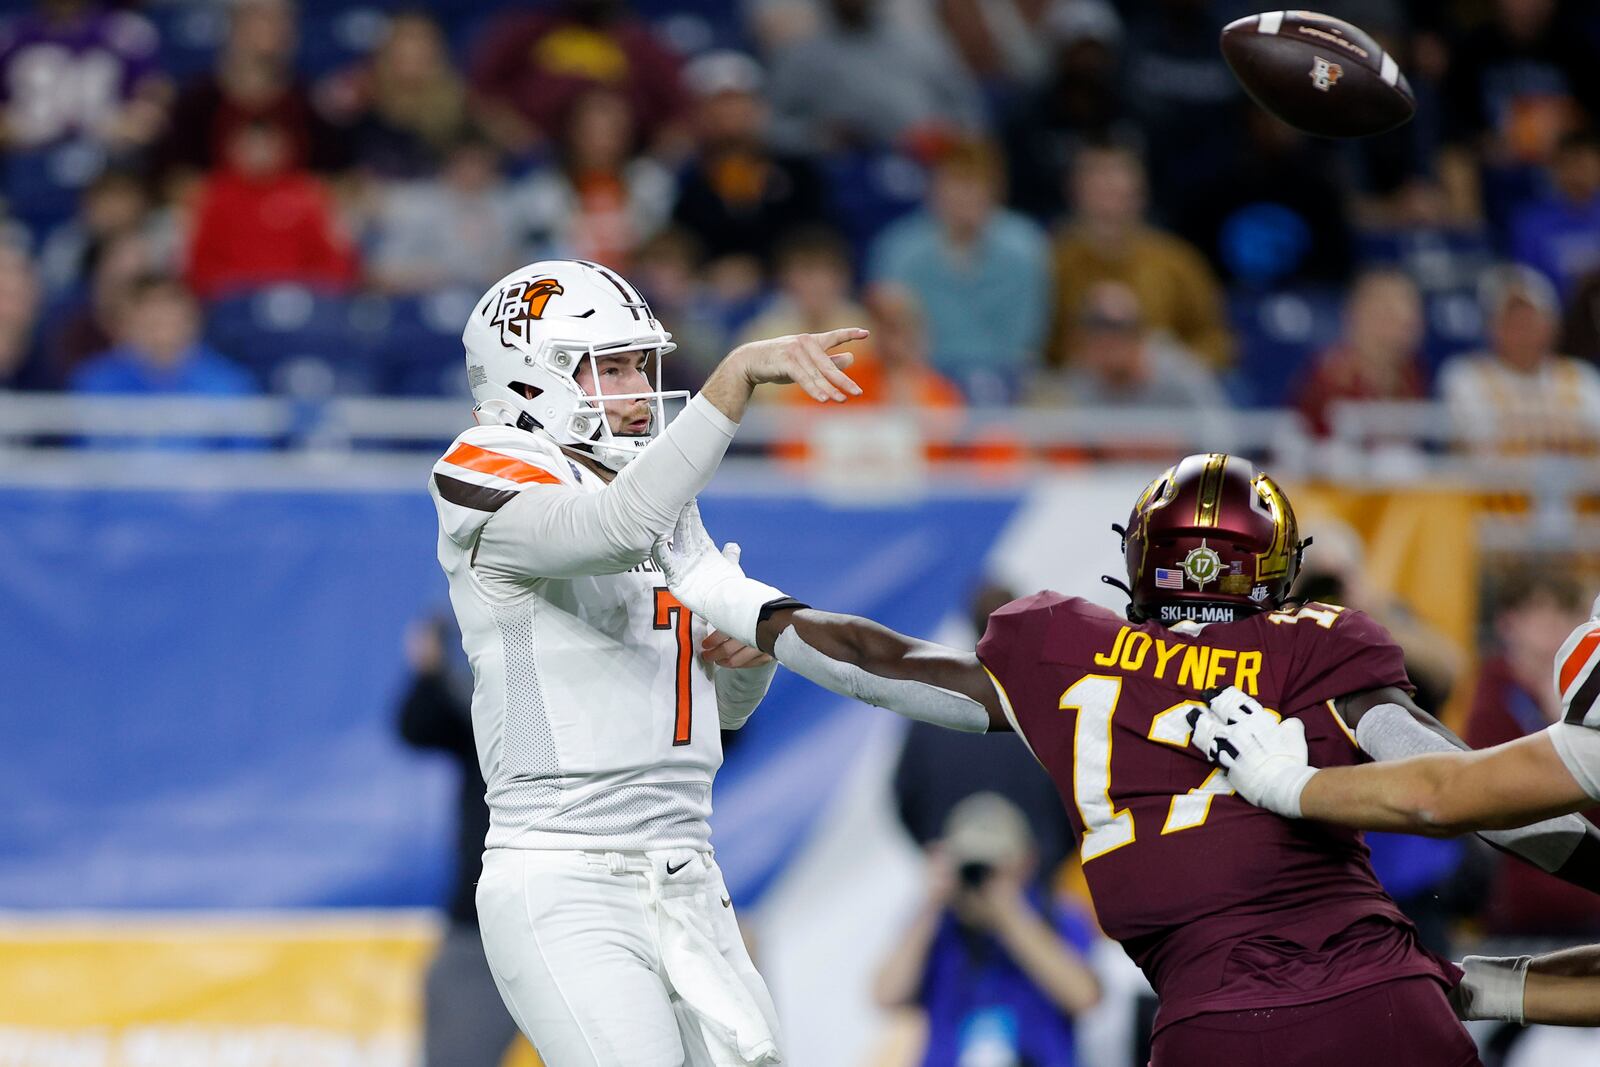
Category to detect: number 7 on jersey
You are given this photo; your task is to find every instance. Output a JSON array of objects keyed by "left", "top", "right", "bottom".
[{"left": 654, "top": 588, "right": 693, "bottom": 746}]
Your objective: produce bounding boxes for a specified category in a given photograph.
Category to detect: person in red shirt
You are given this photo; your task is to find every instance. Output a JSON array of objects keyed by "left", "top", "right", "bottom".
[
  {"left": 184, "top": 119, "right": 358, "bottom": 300},
  {"left": 1292, "top": 268, "right": 1428, "bottom": 436}
]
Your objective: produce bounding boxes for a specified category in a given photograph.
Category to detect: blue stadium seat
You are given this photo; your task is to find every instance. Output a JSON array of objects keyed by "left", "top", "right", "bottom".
[
  {"left": 1228, "top": 288, "right": 1344, "bottom": 407},
  {"left": 1356, "top": 227, "right": 1493, "bottom": 373},
  {"left": 370, "top": 289, "right": 474, "bottom": 397},
  {"left": 204, "top": 286, "right": 375, "bottom": 395},
  {"left": 817, "top": 151, "right": 926, "bottom": 262},
  {"left": 3, "top": 144, "right": 100, "bottom": 241}
]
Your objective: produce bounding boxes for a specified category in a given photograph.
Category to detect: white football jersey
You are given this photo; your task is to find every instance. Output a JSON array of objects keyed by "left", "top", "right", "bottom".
[
  {"left": 429, "top": 423, "right": 723, "bottom": 852},
  {"left": 1550, "top": 613, "right": 1600, "bottom": 803}
]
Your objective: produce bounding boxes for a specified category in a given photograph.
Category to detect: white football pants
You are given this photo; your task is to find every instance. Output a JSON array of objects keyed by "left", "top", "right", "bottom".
[{"left": 476, "top": 847, "right": 782, "bottom": 1067}]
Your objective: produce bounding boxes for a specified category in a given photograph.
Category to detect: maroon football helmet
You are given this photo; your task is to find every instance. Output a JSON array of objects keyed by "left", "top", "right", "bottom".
[{"left": 1115, "top": 453, "right": 1308, "bottom": 625}]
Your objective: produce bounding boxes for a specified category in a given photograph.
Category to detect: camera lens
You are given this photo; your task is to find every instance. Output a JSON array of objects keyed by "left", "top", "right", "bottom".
[{"left": 957, "top": 861, "right": 992, "bottom": 888}]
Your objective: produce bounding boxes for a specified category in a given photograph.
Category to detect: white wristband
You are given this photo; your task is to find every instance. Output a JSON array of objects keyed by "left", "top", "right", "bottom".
[
  {"left": 1262, "top": 764, "right": 1316, "bottom": 819},
  {"left": 1452, "top": 955, "right": 1531, "bottom": 1024},
  {"left": 698, "top": 573, "right": 789, "bottom": 649}
]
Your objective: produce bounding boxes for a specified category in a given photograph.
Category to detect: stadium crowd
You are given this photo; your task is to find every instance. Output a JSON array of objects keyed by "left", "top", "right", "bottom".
[
  {"left": 3, "top": 1, "right": 1599, "bottom": 1063},
  {"left": 0, "top": 0, "right": 1596, "bottom": 455}
]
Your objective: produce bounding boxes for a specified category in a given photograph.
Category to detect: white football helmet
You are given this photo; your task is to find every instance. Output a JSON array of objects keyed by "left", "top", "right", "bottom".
[{"left": 462, "top": 259, "right": 688, "bottom": 470}]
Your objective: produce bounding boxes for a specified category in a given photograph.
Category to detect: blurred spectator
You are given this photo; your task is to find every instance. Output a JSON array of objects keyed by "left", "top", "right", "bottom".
[
  {"left": 37, "top": 169, "right": 175, "bottom": 297},
  {"left": 766, "top": 0, "right": 984, "bottom": 154},
  {"left": 1050, "top": 144, "right": 1230, "bottom": 370},
  {"left": 159, "top": 0, "right": 345, "bottom": 184},
  {"left": 670, "top": 51, "right": 825, "bottom": 274},
  {"left": 70, "top": 274, "right": 254, "bottom": 395},
  {"left": 368, "top": 133, "right": 526, "bottom": 295},
  {"left": 397, "top": 614, "right": 520, "bottom": 1067},
  {"left": 935, "top": 0, "right": 1086, "bottom": 90},
  {"left": 999, "top": 1, "right": 1129, "bottom": 220},
  {"left": 0, "top": 243, "right": 43, "bottom": 389},
  {"left": 893, "top": 583, "right": 1073, "bottom": 875},
  {"left": 0, "top": 0, "right": 169, "bottom": 151},
  {"left": 319, "top": 12, "right": 469, "bottom": 179},
  {"left": 1440, "top": 0, "right": 1600, "bottom": 226},
  {"left": 1512, "top": 130, "right": 1600, "bottom": 299},
  {"left": 869, "top": 140, "right": 1048, "bottom": 401},
  {"left": 1176, "top": 106, "right": 1354, "bottom": 291},
  {"left": 469, "top": 0, "right": 688, "bottom": 156},
  {"left": 1292, "top": 269, "right": 1429, "bottom": 437},
  {"left": 739, "top": 226, "right": 868, "bottom": 350},
  {"left": 43, "top": 228, "right": 157, "bottom": 384},
  {"left": 1464, "top": 570, "right": 1600, "bottom": 938},
  {"left": 770, "top": 283, "right": 962, "bottom": 411},
  {"left": 1056, "top": 281, "right": 1228, "bottom": 410},
  {"left": 630, "top": 228, "right": 727, "bottom": 388},
  {"left": 185, "top": 120, "right": 358, "bottom": 300},
  {"left": 1439, "top": 264, "right": 1600, "bottom": 453},
  {"left": 1120, "top": 0, "right": 1241, "bottom": 218},
  {"left": 873, "top": 793, "right": 1100, "bottom": 1067},
  {"left": 520, "top": 89, "right": 673, "bottom": 271}
]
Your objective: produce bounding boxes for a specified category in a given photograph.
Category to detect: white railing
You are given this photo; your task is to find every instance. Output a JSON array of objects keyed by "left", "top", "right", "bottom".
[{"left": 4, "top": 394, "right": 1600, "bottom": 554}]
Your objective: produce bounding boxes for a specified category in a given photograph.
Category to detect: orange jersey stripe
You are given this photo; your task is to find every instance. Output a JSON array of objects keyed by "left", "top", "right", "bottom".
[
  {"left": 443, "top": 443, "right": 562, "bottom": 485},
  {"left": 1559, "top": 628, "right": 1600, "bottom": 695}
]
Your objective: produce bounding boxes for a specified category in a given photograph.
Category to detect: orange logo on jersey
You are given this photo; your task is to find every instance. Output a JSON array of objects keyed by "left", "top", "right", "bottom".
[{"left": 491, "top": 278, "right": 564, "bottom": 346}]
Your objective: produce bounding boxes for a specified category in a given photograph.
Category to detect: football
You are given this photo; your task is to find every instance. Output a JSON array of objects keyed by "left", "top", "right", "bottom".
[{"left": 1221, "top": 11, "right": 1415, "bottom": 138}]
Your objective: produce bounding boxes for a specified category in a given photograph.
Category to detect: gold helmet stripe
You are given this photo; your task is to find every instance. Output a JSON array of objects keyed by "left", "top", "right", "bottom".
[
  {"left": 1251, "top": 473, "right": 1296, "bottom": 580},
  {"left": 1194, "top": 453, "right": 1229, "bottom": 527}
]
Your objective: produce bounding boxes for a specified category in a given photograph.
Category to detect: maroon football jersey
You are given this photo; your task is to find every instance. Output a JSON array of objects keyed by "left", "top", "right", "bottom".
[{"left": 976, "top": 592, "right": 1458, "bottom": 1032}]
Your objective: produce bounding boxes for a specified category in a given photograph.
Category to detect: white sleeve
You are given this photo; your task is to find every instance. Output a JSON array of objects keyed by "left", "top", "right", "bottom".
[
  {"left": 772, "top": 627, "right": 990, "bottom": 732},
  {"left": 714, "top": 661, "right": 777, "bottom": 730},
  {"left": 1547, "top": 723, "right": 1600, "bottom": 802},
  {"left": 475, "top": 394, "right": 737, "bottom": 580}
]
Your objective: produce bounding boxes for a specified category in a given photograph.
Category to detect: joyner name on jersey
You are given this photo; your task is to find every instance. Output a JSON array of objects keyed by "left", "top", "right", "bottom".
[{"left": 1092, "top": 624, "right": 1265, "bottom": 696}]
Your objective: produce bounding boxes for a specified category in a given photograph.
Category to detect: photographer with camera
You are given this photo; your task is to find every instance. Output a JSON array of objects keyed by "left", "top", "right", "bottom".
[{"left": 873, "top": 793, "right": 1102, "bottom": 1067}]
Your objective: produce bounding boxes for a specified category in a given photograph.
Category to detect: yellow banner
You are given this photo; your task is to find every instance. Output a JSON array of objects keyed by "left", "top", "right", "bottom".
[{"left": 0, "top": 914, "right": 538, "bottom": 1067}]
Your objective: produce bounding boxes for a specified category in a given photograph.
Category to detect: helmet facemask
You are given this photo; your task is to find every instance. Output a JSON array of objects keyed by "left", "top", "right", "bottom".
[{"left": 560, "top": 344, "right": 689, "bottom": 471}]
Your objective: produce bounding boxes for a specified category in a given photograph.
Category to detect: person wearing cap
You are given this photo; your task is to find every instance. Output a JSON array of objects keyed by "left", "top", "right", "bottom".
[
  {"left": 1055, "top": 280, "right": 1229, "bottom": 411},
  {"left": 669, "top": 50, "right": 825, "bottom": 273},
  {"left": 873, "top": 792, "right": 1101, "bottom": 1067},
  {"left": 1438, "top": 264, "right": 1600, "bottom": 455}
]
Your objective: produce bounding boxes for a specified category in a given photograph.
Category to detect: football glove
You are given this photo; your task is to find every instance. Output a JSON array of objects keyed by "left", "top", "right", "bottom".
[
  {"left": 1190, "top": 686, "right": 1315, "bottom": 818},
  {"left": 652, "top": 501, "right": 787, "bottom": 648}
]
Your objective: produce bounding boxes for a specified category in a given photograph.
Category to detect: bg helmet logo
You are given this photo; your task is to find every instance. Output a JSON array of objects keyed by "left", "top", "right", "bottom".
[
  {"left": 491, "top": 278, "right": 564, "bottom": 346},
  {"left": 1309, "top": 56, "right": 1343, "bottom": 92}
]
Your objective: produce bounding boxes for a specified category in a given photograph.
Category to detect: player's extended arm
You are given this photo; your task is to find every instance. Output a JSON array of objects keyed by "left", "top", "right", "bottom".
[
  {"left": 473, "top": 333, "right": 865, "bottom": 579},
  {"left": 1452, "top": 946, "right": 1600, "bottom": 1026},
  {"left": 651, "top": 505, "right": 1006, "bottom": 732},
  {"left": 1197, "top": 687, "right": 1600, "bottom": 892},
  {"left": 1297, "top": 728, "right": 1587, "bottom": 834}
]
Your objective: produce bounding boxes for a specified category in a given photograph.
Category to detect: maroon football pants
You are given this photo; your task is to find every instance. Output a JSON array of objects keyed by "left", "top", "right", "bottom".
[{"left": 1150, "top": 976, "right": 1483, "bottom": 1067}]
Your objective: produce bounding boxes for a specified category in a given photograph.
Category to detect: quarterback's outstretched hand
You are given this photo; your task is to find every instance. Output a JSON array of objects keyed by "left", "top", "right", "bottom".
[
  {"left": 731, "top": 329, "right": 866, "bottom": 403},
  {"left": 1190, "top": 687, "right": 1315, "bottom": 818},
  {"left": 653, "top": 502, "right": 790, "bottom": 648}
]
